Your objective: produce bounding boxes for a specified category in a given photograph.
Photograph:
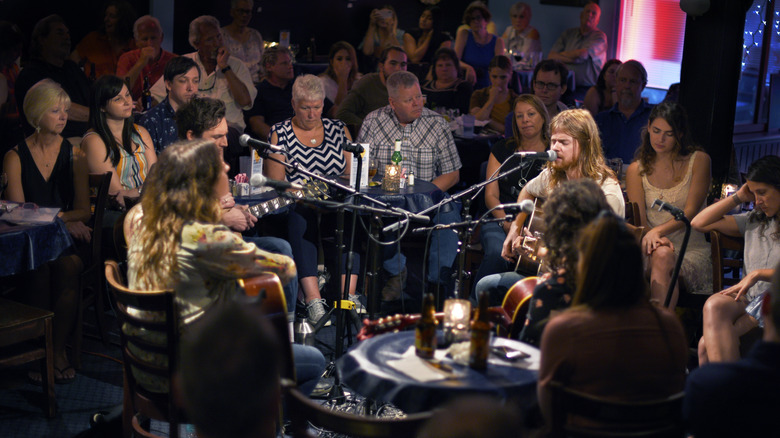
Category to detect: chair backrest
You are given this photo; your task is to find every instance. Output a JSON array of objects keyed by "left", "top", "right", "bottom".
[
  {"left": 87, "top": 172, "right": 111, "bottom": 264},
  {"left": 549, "top": 381, "right": 685, "bottom": 438},
  {"left": 710, "top": 230, "right": 745, "bottom": 293},
  {"left": 625, "top": 201, "right": 642, "bottom": 227},
  {"left": 282, "top": 378, "right": 432, "bottom": 438},
  {"left": 104, "top": 260, "right": 181, "bottom": 438}
]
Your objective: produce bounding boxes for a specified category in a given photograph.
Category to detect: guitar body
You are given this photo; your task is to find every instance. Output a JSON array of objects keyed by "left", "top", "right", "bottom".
[{"left": 500, "top": 276, "right": 537, "bottom": 339}]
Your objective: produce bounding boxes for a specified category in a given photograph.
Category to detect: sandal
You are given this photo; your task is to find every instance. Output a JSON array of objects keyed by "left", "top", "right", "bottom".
[{"left": 54, "top": 365, "right": 77, "bottom": 384}]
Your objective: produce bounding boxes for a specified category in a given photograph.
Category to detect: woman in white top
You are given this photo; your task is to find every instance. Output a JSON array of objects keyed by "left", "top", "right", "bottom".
[
  {"left": 626, "top": 101, "right": 712, "bottom": 308},
  {"left": 501, "top": 2, "right": 541, "bottom": 71}
]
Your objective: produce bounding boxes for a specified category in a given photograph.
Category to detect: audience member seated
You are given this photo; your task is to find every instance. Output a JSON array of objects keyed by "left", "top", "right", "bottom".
[
  {"left": 595, "top": 59, "right": 653, "bottom": 164},
  {"left": 403, "top": 6, "right": 452, "bottom": 65},
  {"left": 319, "top": 41, "right": 361, "bottom": 119},
  {"left": 480, "top": 109, "right": 624, "bottom": 304},
  {"left": 150, "top": 15, "right": 255, "bottom": 134},
  {"left": 336, "top": 46, "right": 407, "bottom": 135},
  {"left": 537, "top": 213, "right": 688, "bottom": 428},
  {"left": 0, "top": 20, "right": 24, "bottom": 154},
  {"left": 246, "top": 46, "right": 295, "bottom": 141},
  {"left": 175, "top": 96, "right": 299, "bottom": 316},
  {"left": 691, "top": 155, "right": 780, "bottom": 364},
  {"left": 178, "top": 303, "right": 282, "bottom": 438},
  {"left": 221, "top": 0, "right": 264, "bottom": 84},
  {"left": 547, "top": 1, "right": 607, "bottom": 91},
  {"left": 454, "top": 1, "right": 505, "bottom": 89},
  {"left": 138, "top": 56, "right": 200, "bottom": 154},
  {"left": 3, "top": 79, "right": 91, "bottom": 384},
  {"left": 16, "top": 15, "right": 91, "bottom": 141},
  {"left": 359, "top": 71, "right": 462, "bottom": 297},
  {"left": 70, "top": 0, "right": 136, "bottom": 79},
  {"left": 115, "top": 15, "right": 176, "bottom": 102},
  {"left": 124, "top": 139, "right": 296, "bottom": 393},
  {"left": 473, "top": 94, "right": 548, "bottom": 290},
  {"left": 82, "top": 75, "right": 157, "bottom": 208},
  {"left": 469, "top": 55, "right": 517, "bottom": 133},
  {"left": 583, "top": 58, "right": 620, "bottom": 116},
  {"left": 264, "top": 74, "right": 359, "bottom": 325},
  {"left": 416, "top": 396, "right": 524, "bottom": 438},
  {"left": 421, "top": 48, "right": 472, "bottom": 116},
  {"left": 684, "top": 262, "right": 780, "bottom": 438},
  {"left": 359, "top": 6, "right": 405, "bottom": 67},
  {"left": 501, "top": 2, "right": 541, "bottom": 72},
  {"left": 504, "top": 59, "right": 570, "bottom": 137},
  {"left": 626, "top": 102, "right": 712, "bottom": 307}
]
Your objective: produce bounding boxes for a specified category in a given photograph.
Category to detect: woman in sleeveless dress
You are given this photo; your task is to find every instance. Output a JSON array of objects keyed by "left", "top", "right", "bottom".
[
  {"left": 82, "top": 75, "right": 157, "bottom": 208},
  {"left": 264, "top": 74, "right": 357, "bottom": 327},
  {"left": 626, "top": 102, "right": 712, "bottom": 308},
  {"left": 3, "top": 79, "right": 90, "bottom": 383},
  {"left": 454, "top": 2, "right": 504, "bottom": 90}
]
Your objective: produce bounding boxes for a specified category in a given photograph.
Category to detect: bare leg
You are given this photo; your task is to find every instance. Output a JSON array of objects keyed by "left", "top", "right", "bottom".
[
  {"left": 701, "top": 293, "right": 749, "bottom": 362},
  {"left": 341, "top": 274, "right": 359, "bottom": 296},
  {"left": 301, "top": 276, "right": 321, "bottom": 303},
  {"left": 48, "top": 254, "right": 82, "bottom": 377},
  {"left": 697, "top": 336, "right": 709, "bottom": 366},
  {"left": 648, "top": 246, "right": 679, "bottom": 308}
]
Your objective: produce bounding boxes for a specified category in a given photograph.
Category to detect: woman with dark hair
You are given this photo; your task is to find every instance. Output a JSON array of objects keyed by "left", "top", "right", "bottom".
[
  {"left": 473, "top": 94, "right": 548, "bottom": 288},
  {"left": 454, "top": 1, "right": 505, "bottom": 89},
  {"left": 626, "top": 101, "right": 712, "bottom": 308},
  {"left": 319, "top": 41, "right": 361, "bottom": 118},
  {"left": 421, "top": 48, "right": 472, "bottom": 115},
  {"left": 538, "top": 213, "right": 688, "bottom": 425},
  {"left": 583, "top": 58, "right": 620, "bottom": 116},
  {"left": 692, "top": 155, "right": 780, "bottom": 364},
  {"left": 403, "top": 6, "right": 452, "bottom": 64},
  {"left": 469, "top": 55, "right": 517, "bottom": 133},
  {"left": 70, "top": 0, "right": 137, "bottom": 79},
  {"left": 82, "top": 75, "right": 156, "bottom": 206}
]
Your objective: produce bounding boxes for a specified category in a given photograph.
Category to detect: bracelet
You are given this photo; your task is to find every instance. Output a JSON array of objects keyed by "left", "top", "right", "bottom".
[
  {"left": 731, "top": 193, "right": 742, "bottom": 205},
  {"left": 221, "top": 65, "right": 231, "bottom": 74}
]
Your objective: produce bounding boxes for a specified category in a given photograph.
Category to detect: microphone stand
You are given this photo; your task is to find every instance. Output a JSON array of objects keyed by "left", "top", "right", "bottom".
[{"left": 651, "top": 199, "right": 691, "bottom": 308}]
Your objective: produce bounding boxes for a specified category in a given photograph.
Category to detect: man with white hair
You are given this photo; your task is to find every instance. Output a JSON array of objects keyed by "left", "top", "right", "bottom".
[
  {"left": 358, "top": 70, "right": 462, "bottom": 300},
  {"left": 116, "top": 15, "right": 176, "bottom": 101},
  {"left": 150, "top": 15, "right": 255, "bottom": 133}
]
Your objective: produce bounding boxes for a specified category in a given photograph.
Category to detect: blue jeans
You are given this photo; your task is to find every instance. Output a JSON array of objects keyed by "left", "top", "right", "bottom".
[
  {"left": 474, "top": 221, "right": 511, "bottom": 293},
  {"left": 246, "top": 236, "right": 298, "bottom": 317},
  {"left": 292, "top": 344, "right": 327, "bottom": 396},
  {"left": 383, "top": 201, "right": 462, "bottom": 284},
  {"left": 473, "top": 271, "right": 525, "bottom": 307}
]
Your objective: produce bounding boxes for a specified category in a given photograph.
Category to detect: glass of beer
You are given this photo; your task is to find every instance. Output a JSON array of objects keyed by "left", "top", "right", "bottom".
[{"left": 369, "top": 158, "right": 379, "bottom": 180}]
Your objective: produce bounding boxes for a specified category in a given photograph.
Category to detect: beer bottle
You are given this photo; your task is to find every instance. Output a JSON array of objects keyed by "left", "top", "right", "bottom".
[
  {"left": 469, "top": 291, "right": 490, "bottom": 370},
  {"left": 391, "top": 139, "right": 403, "bottom": 165},
  {"left": 415, "top": 293, "right": 437, "bottom": 359},
  {"left": 142, "top": 76, "right": 152, "bottom": 111}
]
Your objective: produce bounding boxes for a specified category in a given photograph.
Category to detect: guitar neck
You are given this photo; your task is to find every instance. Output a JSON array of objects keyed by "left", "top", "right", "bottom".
[{"left": 247, "top": 189, "right": 305, "bottom": 219}]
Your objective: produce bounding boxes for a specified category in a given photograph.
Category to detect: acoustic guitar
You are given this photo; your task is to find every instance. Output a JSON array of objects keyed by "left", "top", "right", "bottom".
[
  {"left": 246, "top": 179, "right": 330, "bottom": 219},
  {"left": 356, "top": 277, "right": 537, "bottom": 341},
  {"left": 514, "top": 202, "right": 546, "bottom": 276}
]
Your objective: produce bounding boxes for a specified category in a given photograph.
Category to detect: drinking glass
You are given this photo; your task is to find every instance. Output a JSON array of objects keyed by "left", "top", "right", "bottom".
[{"left": 368, "top": 158, "right": 379, "bottom": 180}]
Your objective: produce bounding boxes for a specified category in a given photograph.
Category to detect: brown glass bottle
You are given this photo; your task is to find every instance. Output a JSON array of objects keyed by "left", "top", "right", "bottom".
[
  {"left": 415, "top": 293, "right": 437, "bottom": 359},
  {"left": 469, "top": 291, "right": 490, "bottom": 370}
]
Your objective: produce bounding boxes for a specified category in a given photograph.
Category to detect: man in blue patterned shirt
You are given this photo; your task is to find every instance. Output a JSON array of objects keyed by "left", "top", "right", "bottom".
[
  {"left": 138, "top": 56, "right": 200, "bottom": 153},
  {"left": 358, "top": 71, "right": 462, "bottom": 299}
]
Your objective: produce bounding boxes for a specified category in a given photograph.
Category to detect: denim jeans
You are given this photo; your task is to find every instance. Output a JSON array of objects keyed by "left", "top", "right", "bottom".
[
  {"left": 246, "top": 236, "right": 298, "bottom": 317},
  {"left": 291, "top": 344, "right": 327, "bottom": 395},
  {"left": 473, "top": 271, "right": 525, "bottom": 307},
  {"left": 473, "top": 221, "right": 511, "bottom": 293}
]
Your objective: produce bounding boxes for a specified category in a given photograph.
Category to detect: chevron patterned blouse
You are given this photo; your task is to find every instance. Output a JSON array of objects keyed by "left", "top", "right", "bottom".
[{"left": 272, "top": 117, "right": 348, "bottom": 184}]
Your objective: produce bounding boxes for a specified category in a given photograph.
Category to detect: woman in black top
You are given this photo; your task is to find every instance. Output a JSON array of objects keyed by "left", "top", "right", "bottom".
[{"left": 404, "top": 6, "right": 452, "bottom": 65}]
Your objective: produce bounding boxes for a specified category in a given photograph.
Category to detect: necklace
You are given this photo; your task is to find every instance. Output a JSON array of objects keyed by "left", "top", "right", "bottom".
[
  {"left": 30, "top": 136, "right": 58, "bottom": 168},
  {"left": 310, "top": 138, "right": 317, "bottom": 144}
]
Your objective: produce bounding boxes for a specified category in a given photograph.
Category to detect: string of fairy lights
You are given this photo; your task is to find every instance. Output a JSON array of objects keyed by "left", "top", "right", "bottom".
[{"left": 742, "top": 0, "right": 767, "bottom": 70}]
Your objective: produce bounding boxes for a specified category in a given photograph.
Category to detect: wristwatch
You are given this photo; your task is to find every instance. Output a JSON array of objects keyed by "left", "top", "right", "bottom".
[{"left": 221, "top": 65, "right": 231, "bottom": 74}]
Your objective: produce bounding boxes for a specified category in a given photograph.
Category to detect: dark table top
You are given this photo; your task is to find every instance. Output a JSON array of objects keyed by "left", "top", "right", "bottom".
[{"left": 0, "top": 218, "right": 74, "bottom": 277}]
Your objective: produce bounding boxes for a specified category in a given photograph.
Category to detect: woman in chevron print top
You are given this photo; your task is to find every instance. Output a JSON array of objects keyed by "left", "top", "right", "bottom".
[{"left": 265, "top": 74, "right": 359, "bottom": 327}]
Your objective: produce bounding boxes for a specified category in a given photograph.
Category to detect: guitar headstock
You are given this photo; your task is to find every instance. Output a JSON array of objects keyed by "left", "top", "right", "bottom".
[
  {"left": 301, "top": 179, "right": 330, "bottom": 200},
  {"left": 357, "top": 313, "right": 420, "bottom": 341}
]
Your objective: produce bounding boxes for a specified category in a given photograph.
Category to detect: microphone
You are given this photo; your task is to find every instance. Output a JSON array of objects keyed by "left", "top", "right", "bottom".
[
  {"left": 652, "top": 199, "right": 687, "bottom": 220},
  {"left": 513, "top": 150, "right": 557, "bottom": 161},
  {"left": 239, "top": 134, "right": 285, "bottom": 154},
  {"left": 499, "top": 200, "right": 535, "bottom": 215},
  {"left": 250, "top": 174, "right": 304, "bottom": 191},
  {"left": 342, "top": 142, "right": 365, "bottom": 154}
]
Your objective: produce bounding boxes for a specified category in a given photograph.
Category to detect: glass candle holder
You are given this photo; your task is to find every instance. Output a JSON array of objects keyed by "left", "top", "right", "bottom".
[
  {"left": 382, "top": 164, "right": 401, "bottom": 192},
  {"left": 443, "top": 299, "right": 472, "bottom": 344}
]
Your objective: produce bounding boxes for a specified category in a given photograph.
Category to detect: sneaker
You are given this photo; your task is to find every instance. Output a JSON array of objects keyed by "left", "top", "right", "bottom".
[
  {"left": 348, "top": 294, "right": 366, "bottom": 314},
  {"left": 381, "top": 266, "right": 407, "bottom": 301},
  {"left": 306, "top": 298, "right": 331, "bottom": 327}
]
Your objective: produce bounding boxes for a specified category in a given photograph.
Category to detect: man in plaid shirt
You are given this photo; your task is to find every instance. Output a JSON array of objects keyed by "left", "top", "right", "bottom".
[{"left": 358, "top": 71, "right": 462, "bottom": 300}]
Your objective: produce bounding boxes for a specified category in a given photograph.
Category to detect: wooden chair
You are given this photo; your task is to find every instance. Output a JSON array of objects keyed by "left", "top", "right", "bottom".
[
  {"left": 72, "top": 171, "right": 112, "bottom": 367},
  {"left": 282, "top": 377, "right": 432, "bottom": 438},
  {"left": 710, "top": 229, "right": 745, "bottom": 293},
  {"left": 0, "top": 298, "right": 56, "bottom": 418},
  {"left": 104, "top": 260, "right": 183, "bottom": 438},
  {"left": 625, "top": 201, "right": 642, "bottom": 227},
  {"left": 549, "top": 381, "right": 685, "bottom": 438}
]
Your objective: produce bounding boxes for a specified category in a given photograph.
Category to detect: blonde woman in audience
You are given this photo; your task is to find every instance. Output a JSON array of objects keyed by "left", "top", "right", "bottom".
[{"left": 360, "top": 6, "right": 405, "bottom": 60}]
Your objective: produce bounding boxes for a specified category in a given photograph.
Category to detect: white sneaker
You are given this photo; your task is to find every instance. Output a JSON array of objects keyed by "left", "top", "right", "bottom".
[
  {"left": 306, "top": 298, "right": 331, "bottom": 327},
  {"left": 348, "top": 294, "right": 366, "bottom": 314}
]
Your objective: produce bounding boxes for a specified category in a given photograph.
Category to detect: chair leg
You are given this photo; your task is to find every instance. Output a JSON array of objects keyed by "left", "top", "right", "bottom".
[
  {"left": 93, "top": 275, "right": 110, "bottom": 345},
  {"left": 42, "top": 316, "right": 56, "bottom": 418},
  {"left": 71, "top": 278, "right": 85, "bottom": 370}
]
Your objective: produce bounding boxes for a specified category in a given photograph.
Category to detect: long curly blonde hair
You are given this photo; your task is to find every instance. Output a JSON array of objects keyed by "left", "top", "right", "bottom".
[
  {"left": 133, "top": 139, "right": 223, "bottom": 289},
  {"left": 548, "top": 109, "right": 615, "bottom": 189}
]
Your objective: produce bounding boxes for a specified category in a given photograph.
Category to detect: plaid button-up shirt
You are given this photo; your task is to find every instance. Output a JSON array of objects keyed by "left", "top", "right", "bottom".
[{"left": 358, "top": 106, "right": 461, "bottom": 182}]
